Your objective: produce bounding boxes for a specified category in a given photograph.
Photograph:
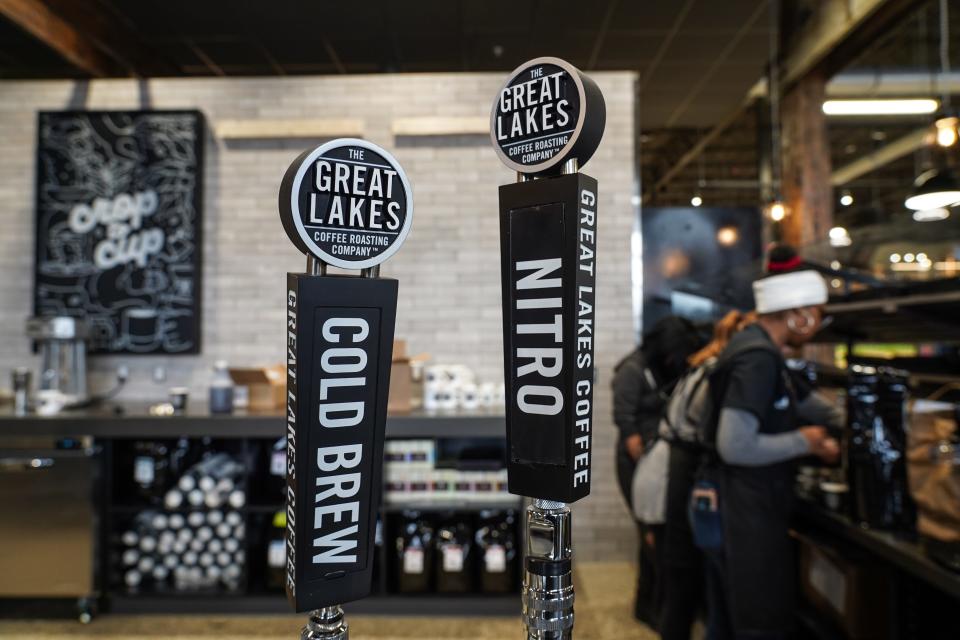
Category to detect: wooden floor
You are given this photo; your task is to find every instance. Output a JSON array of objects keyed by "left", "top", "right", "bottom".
[{"left": 0, "top": 563, "right": 658, "bottom": 639}]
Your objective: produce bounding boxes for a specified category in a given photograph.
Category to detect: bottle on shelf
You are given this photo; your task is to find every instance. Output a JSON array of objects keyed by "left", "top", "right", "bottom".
[
  {"left": 475, "top": 510, "right": 518, "bottom": 593},
  {"left": 124, "top": 570, "right": 142, "bottom": 589},
  {"left": 435, "top": 512, "right": 474, "bottom": 593},
  {"left": 164, "top": 489, "right": 184, "bottom": 509},
  {"left": 209, "top": 360, "right": 235, "bottom": 414},
  {"left": 267, "top": 437, "right": 287, "bottom": 499},
  {"left": 395, "top": 511, "right": 434, "bottom": 593},
  {"left": 132, "top": 441, "right": 171, "bottom": 504},
  {"left": 266, "top": 511, "right": 287, "bottom": 592}
]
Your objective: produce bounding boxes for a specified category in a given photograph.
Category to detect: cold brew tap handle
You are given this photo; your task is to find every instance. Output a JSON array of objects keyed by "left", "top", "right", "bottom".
[{"left": 280, "top": 139, "right": 412, "bottom": 631}]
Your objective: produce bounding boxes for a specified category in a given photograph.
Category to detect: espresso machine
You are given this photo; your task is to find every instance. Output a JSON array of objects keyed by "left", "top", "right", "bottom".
[{"left": 25, "top": 316, "right": 90, "bottom": 404}]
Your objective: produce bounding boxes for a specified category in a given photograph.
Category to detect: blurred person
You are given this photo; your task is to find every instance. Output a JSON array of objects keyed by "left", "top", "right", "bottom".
[
  {"left": 705, "top": 270, "right": 840, "bottom": 639},
  {"left": 612, "top": 316, "right": 706, "bottom": 628},
  {"left": 658, "top": 310, "right": 755, "bottom": 640}
]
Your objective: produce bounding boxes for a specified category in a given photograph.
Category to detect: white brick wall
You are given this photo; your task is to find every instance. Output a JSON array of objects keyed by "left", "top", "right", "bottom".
[{"left": 0, "top": 72, "right": 638, "bottom": 560}]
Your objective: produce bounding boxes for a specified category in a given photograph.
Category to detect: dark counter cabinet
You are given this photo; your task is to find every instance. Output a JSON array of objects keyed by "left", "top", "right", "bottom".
[
  {"left": 0, "top": 405, "right": 520, "bottom": 617},
  {"left": 794, "top": 500, "right": 960, "bottom": 640}
]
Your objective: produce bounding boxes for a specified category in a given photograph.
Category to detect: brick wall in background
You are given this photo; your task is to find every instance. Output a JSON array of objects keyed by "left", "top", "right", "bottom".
[{"left": 0, "top": 72, "right": 638, "bottom": 560}]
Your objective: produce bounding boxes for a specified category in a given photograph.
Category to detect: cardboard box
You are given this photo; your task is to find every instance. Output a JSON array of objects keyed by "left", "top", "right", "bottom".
[
  {"left": 797, "top": 533, "right": 890, "bottom": 639},
  {"left": 388, "top": 339, "right": 427, "bottom": 414},
  {"left": 229, "top": 365, "right": 285, "bottom": 410}
]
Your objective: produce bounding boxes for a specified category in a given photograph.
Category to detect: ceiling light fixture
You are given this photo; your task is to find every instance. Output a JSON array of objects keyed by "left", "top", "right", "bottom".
[
  {"left": 822, "top": 99, "right": 939, "bottom": 116},
  {"left": 912, "top": 207, "right": 951, "bottom": 221},
  {"left": 935, "top": 116, "right": 958, "bottom": 147},
  {"left": 904, "top": 168, "right": 960, "bottom": 209},
  {"left": 908, "top": 1, "right": 960, "bottom": 213},
  {"left": 828, "top": 226, "right": 852, "bottom": 247},
  {"left": 690, "top": 195, "right": 703, "bottom": 207},
  {"left": 763, "top": 0, "right": 786, "bottom": 230},
  {"left": 890, "top": 253, "right": 902, "bottom": 263},
  {"left": 839, "top": 191, "right": 854, "bottom": 207},
  {"left": 716, "top": 226, "right": 738, "bottom": 246},
  {"left": 767, "top": 200, "right": 786, "bottom": 222}
]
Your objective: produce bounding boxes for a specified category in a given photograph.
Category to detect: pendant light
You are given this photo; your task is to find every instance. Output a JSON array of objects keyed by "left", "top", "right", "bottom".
[
  {"left": 905, "top": 168, "right": 960, "bottom": 210},
  {"left": 691, "top": 142, "right": 705, "bottom": 207},
  {"left": 765, "top": 0, "right": 787, "bottom": 223},
  {"left": 906, "top": 0, "right": 960, "bottom": 211}
]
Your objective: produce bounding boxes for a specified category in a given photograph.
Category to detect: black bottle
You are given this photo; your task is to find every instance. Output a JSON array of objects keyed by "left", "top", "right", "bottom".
[
  {"left": 847, "top": 366, "right": 912, "bottom": 530},
  {"left": 475, "top": 510, "right": 518, "bottom": 593},
  {"left": 132, "top": 441, "right": 171, "bottom": 504},
  {"left": 435, "top": 512, "right": 473, "bottom": 593},
  {"left": 395, "top": 511, "right": 433, "bottom": 593},
  {"left": 267, "top": 437, "right": 287, "bottom": 501},
  {"left": 265, "top": 511, "right": 286, "bottom": 592},
  {"left": 878, "top": 368, "right": 916, "bottom": 531}
]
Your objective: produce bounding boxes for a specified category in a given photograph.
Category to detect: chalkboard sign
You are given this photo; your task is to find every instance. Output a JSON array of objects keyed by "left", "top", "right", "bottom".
[{"left": 34, "top": 110, "right": 204, "bottom": 355}]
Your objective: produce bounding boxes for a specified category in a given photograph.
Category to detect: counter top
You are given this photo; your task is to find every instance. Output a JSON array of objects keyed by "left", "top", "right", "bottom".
[
  {"left": 0, "top": 404, "right": 505, "bottom": 439},
  {"left": 795, "top": 500, "right": 960, "bottom": 601}
]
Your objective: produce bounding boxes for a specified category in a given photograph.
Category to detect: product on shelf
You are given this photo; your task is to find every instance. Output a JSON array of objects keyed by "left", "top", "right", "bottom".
[
  {"left": 395, "top": 511, "right": 434, "bottom": 593},
  {"left": 847, "top": 366, "right": 916, "bottom": 531},
  {"left": 422, "top": 364, "right": 504, "bottom": 411},
  {"left": 435, "top": 513, "right": 474, "bottom": 593},
  {"left": 209, "top": 360, "right": 235, "bottom": 414},
  {"left": 116, "top": 508, "right": 246, "bottom": 593},
  {"left": 267, "top": 437, "right": 286, "bottom": 498},
  {"left": 161, "top": 451, "right": 247, "bottom": 515},
  {"left": 475, "top": 510, "right": 518, "bottom": 593},
  {"left": 384, "top": 439, "right": 512, "bottom": 505},
  {"left": 132, "top": 441, "right": 171, "bottom": 504},
  {"left": 265, "top": 511, "right": 286, "bottom": 592}
]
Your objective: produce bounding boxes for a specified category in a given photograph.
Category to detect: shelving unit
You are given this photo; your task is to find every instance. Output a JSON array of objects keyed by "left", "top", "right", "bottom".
[
  {"left": 0, "top": 407, "right": 518, "bottom": 616},
  {"left": 798, "top": 279, "right": 960, "bottom": 638}
]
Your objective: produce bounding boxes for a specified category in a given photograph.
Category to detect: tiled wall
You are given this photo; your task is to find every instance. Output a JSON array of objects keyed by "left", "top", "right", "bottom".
[{"left": 0, "top": 72, "right": 639, "bottom": 560}]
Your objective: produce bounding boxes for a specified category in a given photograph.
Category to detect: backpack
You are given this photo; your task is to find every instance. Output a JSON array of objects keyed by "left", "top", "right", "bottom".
[
  {"left": 632, "top": 331, "right": 779, "bottom": 526},
  {"left": 684, "top": 332, "right": 784, "bottom": 551},
  {"left": 658, "top": 359, "right": 717, "bottom": 449},
  {"left": 661, "top": 330, "right": 782, "bottom": 450},
  {"left": 631, "top": 357, "right": 724, "bottom": 523}
]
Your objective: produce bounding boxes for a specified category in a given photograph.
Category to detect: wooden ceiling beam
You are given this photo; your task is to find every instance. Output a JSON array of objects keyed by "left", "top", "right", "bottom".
[
  {"left": 780, "top": 0, "right": 927, "bottom": 89},
  {"left": 0, "top": 0, "right": 179, "bottom": 77},
  {"left": 645, "top": 0, "right": 927, "bottom": 202},
  {"left": 0, "top": 0, "right": 116, "bottom": 76}
]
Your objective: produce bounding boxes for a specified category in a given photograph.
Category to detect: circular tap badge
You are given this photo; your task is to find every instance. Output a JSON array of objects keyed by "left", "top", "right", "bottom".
[
  {"left": 490, "top": 57, "right": 606, "bottom": 175},
  {"left": 279, "top": 138, "right": 413, "bottom": 270}
]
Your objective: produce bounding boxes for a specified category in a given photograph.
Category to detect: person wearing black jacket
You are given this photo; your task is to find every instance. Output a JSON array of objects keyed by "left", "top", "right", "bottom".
[
  {"left": 707, "top": 270, "right": 840, "bottom": 639},
  {"left": 612, "top": 316, "right": 706, "bottom": 628}
]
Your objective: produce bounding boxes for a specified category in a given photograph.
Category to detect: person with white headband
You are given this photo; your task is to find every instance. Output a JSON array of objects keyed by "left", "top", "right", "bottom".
[{"left": 704, "top": 269, "right": 840, "bottom": 639}]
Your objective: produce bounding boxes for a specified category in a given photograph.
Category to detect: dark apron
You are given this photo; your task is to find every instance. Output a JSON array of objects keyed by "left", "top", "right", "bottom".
[
  {"left": 720, "top": 461, "right": 796, "bottom": 636},
  {"left": 710, "top": 331, "right": 800, "bottom": 638}
]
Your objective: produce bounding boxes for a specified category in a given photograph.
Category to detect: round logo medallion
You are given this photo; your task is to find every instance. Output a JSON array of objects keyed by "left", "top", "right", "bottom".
[
  {"left": 490, "top": 57, "right": 606, "bottom": 175},
  {"left": 279, "top": 138, "right": 413, "bottom": 270}
]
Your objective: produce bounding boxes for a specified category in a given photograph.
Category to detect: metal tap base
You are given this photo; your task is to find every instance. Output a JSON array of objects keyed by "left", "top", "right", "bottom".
[
  {"left": 522, "top": 499, "right": 574, "bottom": 639},
  {"left": 300, "top": 606, "right": 348, "bottom": 640}
]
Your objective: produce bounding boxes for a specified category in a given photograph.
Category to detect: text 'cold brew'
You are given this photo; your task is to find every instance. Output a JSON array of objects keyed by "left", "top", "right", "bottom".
[
  {"left": 279, "top": 138, "right": 412, "bottom": 613},
  {"left": 493, "top": 57, "right": 605, "bottom": 503}
]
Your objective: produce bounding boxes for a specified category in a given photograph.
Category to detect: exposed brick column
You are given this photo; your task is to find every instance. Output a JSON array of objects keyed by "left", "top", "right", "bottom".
[{"left": 780, "top": 70, "right": 833, "bottom": 249}]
